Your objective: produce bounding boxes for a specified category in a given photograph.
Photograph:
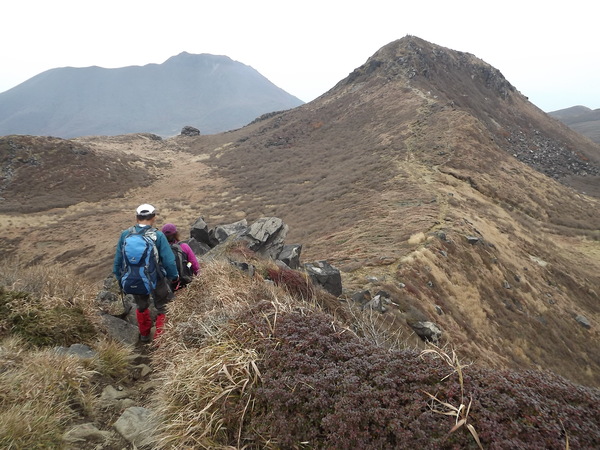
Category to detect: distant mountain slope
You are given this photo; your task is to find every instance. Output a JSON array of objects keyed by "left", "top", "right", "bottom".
[
  {"left": 0, "top": 52, "right": 304, "bottom": 138},
  {"left": 549, "top": 105, "right": 600, "bottom": 144}
]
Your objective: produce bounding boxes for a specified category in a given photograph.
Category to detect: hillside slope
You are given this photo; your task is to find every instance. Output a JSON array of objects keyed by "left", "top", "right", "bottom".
[
  {"left": 549, "top": 105, "right": 600, "bottom": 144},
  {"left": 1, "top": 36, "right": 599, "bottom": 388},
  {"left": 0, "top": 52, "right": 304, "bottom": 138},
  {"left": 0, "top": 134, "right": 159, "bottom": 213},
  {"left": 192, "top": 36, "right": 600, "bottom": 386}
]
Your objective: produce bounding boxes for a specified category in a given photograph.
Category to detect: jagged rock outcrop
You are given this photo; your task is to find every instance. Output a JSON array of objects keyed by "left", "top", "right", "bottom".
[
  {"left": 98, "top": 215, "right": 447, "bottom": 346},
  {"left": 209, "top": 219, "right": 249, "bottom": 246},
  {"left": 186, "top": 237, "right": 211, "bottom": 257},
  {"left": 190, "top": 217, "right": 210, "bottom": 244}
]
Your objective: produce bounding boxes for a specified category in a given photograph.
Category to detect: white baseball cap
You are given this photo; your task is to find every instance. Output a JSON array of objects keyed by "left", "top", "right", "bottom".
[{"left": 136, "top": 204, "right": 156, "bottom": 215}]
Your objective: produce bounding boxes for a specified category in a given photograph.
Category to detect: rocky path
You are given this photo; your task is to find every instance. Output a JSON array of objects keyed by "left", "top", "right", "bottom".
[{"left": 63, "top": 341, "right": 160, "bottom": 449}]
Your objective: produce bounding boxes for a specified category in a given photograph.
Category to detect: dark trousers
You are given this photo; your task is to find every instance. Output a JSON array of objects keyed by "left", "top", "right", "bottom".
[{"left": 133, "top": 276, "right": 174, "bottom": 315}]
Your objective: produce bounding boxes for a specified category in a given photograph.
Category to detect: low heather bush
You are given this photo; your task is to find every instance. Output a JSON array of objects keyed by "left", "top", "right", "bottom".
[{"left": 232, "top": 303, "right": 600, "bottom": 449}]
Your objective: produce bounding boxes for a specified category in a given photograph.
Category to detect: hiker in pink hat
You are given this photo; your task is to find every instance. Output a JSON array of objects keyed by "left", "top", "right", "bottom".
[{"left": 161, "top": 223, "right": 200, "bottom": 291}]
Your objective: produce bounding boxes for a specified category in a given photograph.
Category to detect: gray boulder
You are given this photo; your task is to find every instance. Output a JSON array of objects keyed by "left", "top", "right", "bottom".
[
  {"left": 180, "top": 125, "right": 200, "bottom": 136},
  {"left": 98, "top": 313, "right": 139, "bottom": 345},
  {"left": 209, "top": 219, "right": 248, "bottom": 246},
  {"left": 113, "top": 406, "right": 153, "bottom": 446},
  {"left": 243, "top": 217, "right": 288, "bottom": 259},
  {"left": 304, "top": 261, "right": 343, "bottom": 297},
  {"left": 466, "top": 236, "right": 481, "bottom": 245},
  {"left": 190, "top": 217, "right": 211, "bottom": 245},
  {"left": 277, "top": 244, "right": 302, "bottom": 269},
  {"left": 186, "top": 237, "right": 211, "bottom": 257},
  {"left": 410, "top": 321, "right": 442, "bottom": 343},
  {"left": 575, "top": 314, "right": 591, "bottom": 329}
]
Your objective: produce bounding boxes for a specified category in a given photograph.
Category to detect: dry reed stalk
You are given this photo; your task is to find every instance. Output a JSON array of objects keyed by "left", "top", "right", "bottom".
[{"left": 420, "top": 345, "right": 483, "bottom": 449}]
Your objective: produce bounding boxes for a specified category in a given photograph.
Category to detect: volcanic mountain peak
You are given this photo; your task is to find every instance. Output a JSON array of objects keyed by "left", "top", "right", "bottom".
[
  {"left": 337, "top": 35, "right": 514, "bottom": 102},
  {"left": 315, "top": 35, "right": 600, "bottom": 197},
  {"left": 0, "top": 52, "right": 303, "bottom": 138}
]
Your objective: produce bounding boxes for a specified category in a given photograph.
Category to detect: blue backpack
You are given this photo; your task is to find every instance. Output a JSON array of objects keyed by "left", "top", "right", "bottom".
[{"left": 120, "top": 226, "right": 159, "bottom": 295}]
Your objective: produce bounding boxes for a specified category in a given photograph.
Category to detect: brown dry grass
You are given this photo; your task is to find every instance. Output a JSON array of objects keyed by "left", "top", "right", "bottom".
[{"left": 0, "top": 260, "right": 142, "bottom": 448}]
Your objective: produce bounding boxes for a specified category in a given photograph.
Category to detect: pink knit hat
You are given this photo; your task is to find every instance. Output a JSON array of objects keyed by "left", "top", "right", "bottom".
[{"left": 162, "top": 223, "right": 177, "bottom": 235}]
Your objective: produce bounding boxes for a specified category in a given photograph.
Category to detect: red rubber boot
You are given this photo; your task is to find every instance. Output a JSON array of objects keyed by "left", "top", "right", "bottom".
[
  {"left": 136, "top": 309, "right": 152, "bottom": 342},
  {"left": 154, "top": 313, "right": 167, "bottom": 340}
]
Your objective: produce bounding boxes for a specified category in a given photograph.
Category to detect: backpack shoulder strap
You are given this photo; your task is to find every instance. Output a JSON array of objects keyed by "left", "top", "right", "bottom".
[
  {"left": 145, "top": 227, "right": 158, "bottom": 242},
  {"left": 143, "top": 227, "right": 160, "bottom": 264},
  {"left": 127, "top": 226, "right": 157, "bottom": 241}
]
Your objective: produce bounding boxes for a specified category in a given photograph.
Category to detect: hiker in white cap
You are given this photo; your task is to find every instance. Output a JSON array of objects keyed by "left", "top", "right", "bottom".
[{"left": 113, "top": 204, "right": 179, "bottom": 342}]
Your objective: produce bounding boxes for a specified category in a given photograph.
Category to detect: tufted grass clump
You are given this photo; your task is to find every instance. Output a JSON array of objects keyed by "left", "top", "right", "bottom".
[
  {"left": 0, "top": 339, "right": 98, "bottom": 448},
  {"left": 0, "top": 258, "right": 98, "bottom": 348},
  {"left": 150, "top": 337, "right": 262, "bottom": 449},
  {"left": 92, "top": 338, "right": 136, "bottom": 382},
  {"left": 0, "top": 285, "right": 97, "bottom": 347},
  {"left": 347, "top": 304, "right": 414, "bottom": 351},
  {"left": 0, "top": 257, "right": 90, "bottom": 301},
  {"left": 163, "top": 259, "right": 281, "bottom": 348}
]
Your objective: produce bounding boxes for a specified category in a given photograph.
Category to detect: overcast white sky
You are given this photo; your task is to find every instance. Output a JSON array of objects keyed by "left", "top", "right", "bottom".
[{"left": 1, "top": 1, "right": 598, "bottom": 112}]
